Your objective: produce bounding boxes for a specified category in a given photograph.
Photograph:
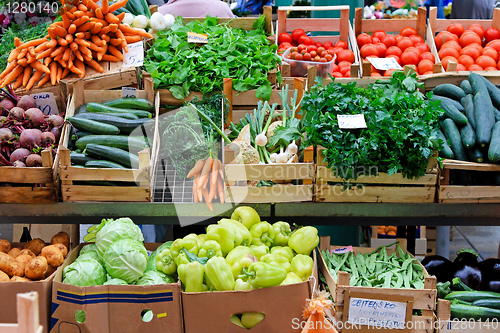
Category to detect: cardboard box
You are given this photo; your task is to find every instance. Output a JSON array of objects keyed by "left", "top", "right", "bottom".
[
  {"left": 182, "top": 251, "right": 317, "bottom": 333},
  {"left": 50, "top": 244, "right": 183, "bottom": 333}
]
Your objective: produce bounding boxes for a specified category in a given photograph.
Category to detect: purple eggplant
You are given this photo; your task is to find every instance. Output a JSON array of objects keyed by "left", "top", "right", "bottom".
[{"left": 421, "top": 255, "right": 454, "bottom": 283}]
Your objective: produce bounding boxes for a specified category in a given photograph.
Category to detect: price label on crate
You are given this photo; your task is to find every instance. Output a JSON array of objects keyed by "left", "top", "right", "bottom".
[
  {"left": 122, "top": 42, "right": 144, "bottom": 68},
  {"left": 337, "top": 114, "right": 367, "bottom": 129},
  {"left": 367, "top": 57, "right": 403, "bottom": 71},
  {"left": 122, "top": 87, "right": 137, "bottom": 98},
  {"left": 31, "top": 92, "right": 58, "bottom": 115},
  {"left": 331, "top": 246, "right": 353, "bottom": 254},
  {"left": 187, "top": 31, "right": 208, "bottom": 44}
]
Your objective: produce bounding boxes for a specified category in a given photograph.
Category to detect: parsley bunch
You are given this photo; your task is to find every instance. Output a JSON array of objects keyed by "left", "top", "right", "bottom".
[{"left": 302, "top": 71, "right": 443, "bottom": 181}]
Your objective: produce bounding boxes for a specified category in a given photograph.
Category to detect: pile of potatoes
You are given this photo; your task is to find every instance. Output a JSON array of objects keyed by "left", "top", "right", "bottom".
[{"left": 0, "top": 231, "right": 69, "bottom": 282}]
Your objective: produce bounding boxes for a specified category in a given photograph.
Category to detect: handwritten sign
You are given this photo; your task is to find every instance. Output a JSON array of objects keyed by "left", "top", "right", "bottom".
[
  {"left": 331, "top": 246, "right": 353, "bottom": 254},
  {"left": 367, "top": 57, "right": 403, "bottom": 71},
  {"left": 347, "top": 297, "right": 407, "bottom": 330},
  {"left": 123, "top": 41, "right": 144, "bottom": 68},
  {"left": 187, "top": 31, "right": 208, "bottom": 44},
  {"left": 337, "top": 114, "right": 367, "bottom": 129},
  {"left": 122, "top": 87, "right": 137, "bottom": 98},
  {"left": 31, "top": 92, "right": 58, "bottom": 115}
]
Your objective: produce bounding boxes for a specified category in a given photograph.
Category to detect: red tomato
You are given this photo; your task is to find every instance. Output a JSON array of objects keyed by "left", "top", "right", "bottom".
[
  {"left": 400, "top": 27, "right": 418, "bottom": 37},
  {"left": 468, "top": 24, "right": 485, "bottom": 39},
  {"left": 335, "top": 40, "right": 349, "bottom": 49},
  {"left": 306, "top": 45, "right": 318, "bottom": 53},
  {"left": 397, "top": 37, "right": 413, "bottom": 51},
  {"left": 372, "top": 30, "right": 386, "bottom": 40},
  {"left": 340, "top": 65, "right": 351, "bottom": 76},
  {"left": 291, "top": 52, "right": 299, "bottom": 59},
  {"left": 331, "top": 72, "right": 343, "bottom": 78},
  {"left": 323, "top": 41, "right": 334, "bottom": 49},
  {"left": 360, "top": 44, "right": 379, "bottom": 58},
  {"left": 356, "top": 33, "right": 373, "bottom": 48},
  {"left": 327, "top": 49, "right": 336, "bottom": 56},
  {"left": 291, "top": 29, "right": 306, "bottom": 42},
  {"left": 485, "top": 27, "right": 500, "bottom": 42},
  {"left": 303, "top": 53, "right": 312, "bottom": 61},
  {"left": 331, "top": 64, "right": 339, "bottom": 72},
  {"left": 325, "top": 54, "right": 333, "bottom": 62},
  {"left": 295, "top": 53, "right": 304, "bottom": 61},
  {"left": 338, "top": 61, "right": 352, "bottom": 68},
  {"left": 384, "top": 69, "right": 397, "bottom": 77},
  {"left": 382, "top": 35, "right": 398, "bottom": 48},
  {"left": 338, "top": 49, "right": 355, "bottom": 63},
  {"left": 372, "top": 37, "right": 380, "bottom": 44},
  {"left": 386, "top": 46, "right": 403, "bottom": 57},
  {"left": 409, "top": 35, "right": 424, "bottom": 45},
  {"left": 297, "top": 44, "right": 306, "bottom": 53},
  {"left": 310, "top": 50, "right": 318, "bottom": 58},
  {"left": 319, "top": 58, "right": 327, "bottom": 62},
  {"left": 298, "top": 35, "right": 313, "bottom": 45},
  {"left": 401, "top": 51, "right": 420, "bottom": 66},
  {"left": 415, "top": 42, "right": 431, "bottom": 54},
  {"left": 374, "top": 43, "right": 387, "bottom": 57},
  {"left": 317, "top": 47, "right": 325, "bottom": 54},
  {"left": 386, "top": 54, "right": 401, "bottom": 65},
  {"left": 278, "top": 33, "right": 292, "bottom": 45},
  {"left": 447, "top": 24, "right": 465, "bottom": 37},
  {"left": 332, "top": 47, "right": 344, "bottom": 56},
  {"left": 419, "top": 51, "right": 435, "bottom": 62},
  {"left": 314, "top": 55, "right": 321, "bottom": 62},
  {"left": 316, "top": 42, "right": 323, "bottom": 48},
  {"left": 320, "top": 51, "right": 327, "bottom": 57}
]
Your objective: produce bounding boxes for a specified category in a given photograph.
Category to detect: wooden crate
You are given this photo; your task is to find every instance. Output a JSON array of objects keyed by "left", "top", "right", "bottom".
[
  {"left": 58, "top": 79, "right": 159, "bottom": 202},
  {"left": 319, "top": 236, "right": 437, "bottom": 333},
  {"left": 0, "top": 292, "right": 43, "bottom": 333},
  {"left": 438, "top": 159, "right": 500, "bottom": 203},
  {"left": 315, "top": 147, "right": 439, "bottom": 203},
  {"left": 277, "top": 5, "right": 361, "bottom": 81}
]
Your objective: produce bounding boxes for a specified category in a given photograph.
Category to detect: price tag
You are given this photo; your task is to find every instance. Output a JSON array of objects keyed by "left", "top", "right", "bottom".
[
  {"left": 122, "top": 41, "right": 144, "bottom": 68},
  {"left": 337, "top": 114, "right": 367, "bottom": 129},
  {"left": 347, "top": 297, "right": 408, "bottom": 330},
  {"left": 367, "top": 57, "right": 403, "bottom": 71},
  {"left": 331, "top": 246, "right": 353, "bottom": 254},
  {"left": 187, "top": 31, "right": 208, "bottom": 44},
  {"left": 30, "top": 92, "right": 58, "bottom": 115},
  {"left": 122, "top": 87, "right": 137, "bottom": 98}
]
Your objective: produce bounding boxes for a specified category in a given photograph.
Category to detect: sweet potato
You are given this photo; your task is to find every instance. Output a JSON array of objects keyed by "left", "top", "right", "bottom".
[
  {"left": 19, "top": 249, "right": 35, "bottom": 258},
  {"left": 16, "top": 254, "right": 33, "bottom": 266},
  {"left": 51, "top": 243, "right": 68, "bottom": 257},
  {"left": 25, "top": 256, "right": 48, "bottom": 280},
  {"left": 51, "top": 232, "right": 70, "bottom": 250},
  {"left": 0, "top": 239, "right": 11, "bottom": 253},
  {"left": 0, "top": 270, "right": 9, "bottom": 282},
  {"left": 11, "top": 276, "right": 31, "bottom": 282},
  {"left": 0, "top": 252, "right": 25, "bottom": 277},
  {"left": 8, "top": 248, "right": 21, "bottom": 259},
  {"left": 41, "top": 245, "right": 64, "bottom": 267},
  {"left": 24, "top": 238, "right": 46, "bottom": 255}
]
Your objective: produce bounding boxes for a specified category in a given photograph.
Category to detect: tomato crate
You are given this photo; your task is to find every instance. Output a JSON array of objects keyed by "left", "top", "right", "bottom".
[
  {"left": 314, "top": 146, "right": 439, "bottom": 203},
  {"left": 438, "top": 159, "right": 500, "bottom": 203},
  {"left": 318, "top": 236, "right": 438, "bottom": 333},
  {"left": 277, "top": 5, "right": 360, "bottom": 81},
  {"left": 58, "top": 79, "right": 159, "bottom": 202}
]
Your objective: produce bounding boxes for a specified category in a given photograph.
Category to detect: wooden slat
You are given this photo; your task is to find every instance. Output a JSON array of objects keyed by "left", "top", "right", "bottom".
[
  {"left": 361, "top": 19, "right": 418, "bottom": 35},
  {"left": 0, "top": 167, "right": 53, "bottom": 183},
  {"left": 60, "top": 166, "right": 149, "bottom": 183},
  {"left": 0, "top": 187, "right": 56, "bottom": 204},
  {"left": 157, "top": 89, "right": 203, "bottom": 106},
  {"left": 61, "top": 185, "right": 150, "bottom": 202},
  {"left": 224, "top": 163, "right": 313, "bottom": 182},
  {"left": 442, "top": 159, "right": 500, "bottom": 172},
  {"left": 285, "top": 18, "right": 341, "bottom": 33},
  {"left": 225, "top": 185, "right": 313, "bottom": 203},
  {"left": 440, "top": 186, "right": 500, "bottom": 201},
  {"left": 317, "top": 166, "right": 437, "bottom": 185},
  {"left": 232, "top": 89, "right": 294, "bottom": 106},
  {"left": 83, "top": 90, "right": 147, "bottom": 103},
  {"left": 315, "top": 185, "right": 436, "bottom": 203}
]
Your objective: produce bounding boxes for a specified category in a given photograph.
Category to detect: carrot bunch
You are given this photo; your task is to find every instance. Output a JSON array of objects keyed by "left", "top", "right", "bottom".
[
  {"left": 0, "top": 0, "right": 153, "bottom": 90},
  {"left": 187, "top": 157, "right": 225, "bottom": 211}
]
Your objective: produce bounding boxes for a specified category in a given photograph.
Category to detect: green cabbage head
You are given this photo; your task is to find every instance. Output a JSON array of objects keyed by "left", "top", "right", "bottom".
[
  {"left": 104, "top": 278, "right": 128, "bottom": 286},
  {"left": 136, "top": 270, "right": 169, "bottom": 286},
  {"left": 95, "top": 218, "right": 144, "bottom": 259},
  {"left": 63, "top": 258, "right": 107, "bottom": 286},
  {"left": 103, "top": 238, "right": 148, "bottom": 284}
]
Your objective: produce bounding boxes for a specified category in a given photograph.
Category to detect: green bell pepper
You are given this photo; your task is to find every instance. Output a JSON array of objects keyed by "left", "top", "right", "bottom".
[
  {"left": 174, "top": 251, "right": 191, "bottom": 266},
  {"left": 249, "top": 244, "right": 269, "bottom": 260},
  {"left": 272, "top": 222, "right": 292, "bottom": 246},
  {"left": 281, "top": 272, "right": 303, "bottom": 285},
  {"left": 270, "top": 246, "right": 295, "bottom": 262},
  {"left": 205, "top": 256, "right": 235, "bottom": 291},
  {"left": 241, "top": 312, "right": 265, "bottom": 329},
  {"left": 260, "top": 253, "right": 291, "bottom": 272},
  {"left": 145, "top": 241, "right": 173, "bottom": 272},
  {"left": 288, "top": 226, "right": 319, "bottom": 256},
  {"left": 239, "top": 262, "right": 287, "bottom": 289},
  {"left": 155, "top": 248, "right": 177, "bottom": 275},
  {"left": 231, "top": 206, "right": 261, "bottom": 230},
  {"left": 170, "top": 235, "right": 200, "bottom": 258},
  {"left": 178, "top": 261, "right": 204, "bottom": 292},
  {"left": 197, "top": 240, "right": 222, "bottom": 258},
  {"left": 206, "top": 224, "right": 236, "bottom": 256},
  {"left": 291, "top": 254, "right": 314, "bottom": 281},
  {"left": 231, "top": 253, "right": 258, "bottom": 279},
  {"left": 218, "top": 218, "right": 252, "bottom": 246},
  {"left": 234, "top": 278, "right": 252, "bottom": 291},
  {"left": 250, "top": 222, "right": 276, "bottom": 247},
  {"left": 231, "top": 315, "right": 245, "bottom": 328},
  {"left": 226, "top": 246, "right": 253, "bottom": 266},
  {"left": 197, "top": 234, "right": 207, "bottom": 244}
]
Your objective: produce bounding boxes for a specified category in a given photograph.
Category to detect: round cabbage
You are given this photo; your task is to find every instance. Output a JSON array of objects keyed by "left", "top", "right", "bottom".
[
  {"left": 95, "top": 218, "right": 144, "bottom": 259},
  {"left": 79, "top": 244, "right": 98, "bottom": 256},
  {"left": 104, "top": 278, "right": 128, "bottom": 286},
  {"left": 103, "top": 238, "right": 148, "bottom": 284},
  {"left": 77, "top": 251, "right": 102, "bottom": 265},
  {"left": 136, "top": 270, "right": 169, "bottom": 286},
  {"left": 63, "top": 258, "right": 106, "bottom": 286}
]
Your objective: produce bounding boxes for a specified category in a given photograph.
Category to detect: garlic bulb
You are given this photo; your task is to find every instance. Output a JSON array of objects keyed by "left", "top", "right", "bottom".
[
  {"left": 276, "top": 148, "right": 288, "bottom": 163},
  {"left": 270, "top": 153, "right": 277, "bottom": 163},
  {"left": 255, "top": 133, "right": 268, "bottom": 147},
  {"left": 288, "top": 140, "right": 298, "bottom": 154}
]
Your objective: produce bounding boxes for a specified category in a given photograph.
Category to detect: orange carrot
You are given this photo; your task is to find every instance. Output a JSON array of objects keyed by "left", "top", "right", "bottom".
[
  {"left": 208, "top": 172, "right": 217, "bottom": 203},
  {"left": 51, "top": 46, "right": 67, "bottom": 58},
  {"left": 59, "top": 38, "right": 69, "bottom": 47},
  {"left": 84, "top": 11, "right": 95, "bottom": 18},
  {"left": 119, "top": 24, "right": 153, "bottom": 38},
  {"left": 50, "top": 62, "right": 57, "bottom": 85},
  {"left": 115, "top": 29, "right": 128, "bottom": 52},
  {"left": 85, "top": 59, "right": 104, "bottom": 73},
  {"left": 73, "top": 10, "right": 85, "bottom": 18},
  {"left": 25, "top": 70, "right": 43, "bottom": 91},
  {"left": 22, "top": 66, "right": 32, "bottom": 87},
  {"left": 88, "top": 41, "right": 106, "bottom": 53},
  {"left": 77, "top": 22, "right": 94, "bottom": 32},
  {"left": 28, "top": 46, "right": 36, "bottom": 57},
  {"left": 74, "top": 59, "right": 85, "bottom": 78},
  {"left": 68, "top": 24, "right": 77, "bottom": 35},
  {"left": 12, "top": 73, "right": 23, "bottom": 90},
  {"left": 85, "top": 0, "right": 98, "bottom": 11},
  {"left": 56, "top": 64, "right": 63, "bottom": 83},
  {"left": 101, "top": 54, "right": 119, "bottom": 62},
  {"left": 68, "top": 63, "right": 83, "bottom": 77},
  {"left": 75, "top": 32, "right": 86, "bottom": 39},
  {"left": 34, "top": 41, "right": 49, "bottom": 53},
  {"left": 187, "top": 160, "right": 205, "bottom": 178},
  {"left": 65, "top": 11, "right": 76, "bottom": 20},
  {"left": 102, "top": 0, "right": 109, "bottom": 14},
  {"left": 26, "top": 53, "right": 37, "bottom": 64},
  {"left": 1, "top": 65, "right": 24, "bottom": 87},
  {"left": 53, "top": 21, "right": 64, "bottom": 27},
  {"left": 62, "top": 48, "right": 72, "bottom": 62},
  {"left": 116, "top": 12, "right": 125, "bottom": 23},
  {"left": 108, "top": 0, "right": 128, "bottom": 12},
  {"left": 95, "top": 7, "right": 103, "bottom": 19},
  {"left": 217, "top": 176, "right": 224, "bottom": 204},
  {"left": 110, "top": 38, "right": 123, "bottom": 46},
  {"left": 58, "top": 58, "right": 67, "bottom": 69},
  {"left": 78, "top": 44, "right": 92, "bottom": 58},
  {"left": 17, "top": 48, "right": 28, "bottom": 60},
  {"left": 14, "top": 37, "right": 22, "bottom": 47},
  {"left": 193, "top": 172, "right": 200, "bottom": 202},
  {"left": 37, "top": 73, "right": 50, "bottom": 87},
  {"left": 90, "top": 17, "right": 108, "bottom": 26},
  {"left": 0, "top": 61, "right": 17, "bottom": 79},
  {"left": 36, "top": 48, "right": 54, "bottom": 60},
  {"left": 92, "top": 35, "right": 106, "bottom": 47},
  {"left": 199, "top": 157, "right": 213, "bottom": 190},
  {"left": 201, "top": 188, "right": 213, "bottom": 211},
  {"left": 105, "top": 12, "right": 119, "bottom": 24},
  {"left": 66, "top": 34, "right": 74, "bottom": 44},
  {"left": 30, "top": 61, "right": 51, "bottom": 74},
  {"left": 210, "top": 159, "right": 220, "bottom": 190},
  {"left": 100, "top": 33, "right": 110, "bottom": 42},
  {"left": 52, "top": 26, "right": 68, "bottom": 39},
  {"left": 90, "top": 22, "right": 103, "bottom": 35},
  {"left": 73, "top": 15, "right": 90, "bottom": 27},
  {"left": 74, "top": 38, "right": 91, "bottom": 48},
  {"left": 62, "top": 13, "right": 70, "bottom": 29},
  {"left": 69, "top": 41, "right": 79, "bottom": 52},
  {"left": 8, "top": 49, "right": 20, "bottom": 62},
  {"left": 107, "top": 45, "right": 123, "bottom": 60},
  {"left": 100, "top": 25, "right": 113, "bottom": 35},
  {"left": 110, "top": 23, "right": 118, "bottom": 33},
  {"left": 44, "top": 57, "right": 52, "bottom": 66},
  {"left": 54, "top": 54, "right": 63, "bottom": 61},
  {"left": 74, "top": 49, "right": 84, "bottom": 62},
  {"left": 61, "top": 67, "right": 70, "bottom": 79},
  {"left": 77, "top": 3, "right": 87, "bottom": 11},
  {"left": 17, "top": 38, "right": 48, "bottom": 50},
  {"left": 17, "top": 58, "right": 28, "bottom": 66},
  {"left": 47, "top": 28, "right": 58, "bottom": 40}
]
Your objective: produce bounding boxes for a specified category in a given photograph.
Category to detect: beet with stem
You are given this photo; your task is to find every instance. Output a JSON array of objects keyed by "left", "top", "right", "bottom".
[
  {"left": 10, "top": 148, "right": 30, "bottom": 164},
  {"left": 16, "top": 95, "right": 36, "bottom": 111},
  {"left": 19, "top": 129, "right": 42, "bottom": 149},
  {"left": 25, "top": 108, "right": 45, "bottom": 128},
  {"left": 26, "top": 154, "right": 42, "bottom": 167}
]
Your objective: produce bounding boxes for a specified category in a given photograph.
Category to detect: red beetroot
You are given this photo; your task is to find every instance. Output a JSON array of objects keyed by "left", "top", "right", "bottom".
[
  {"left": 9, "top": 107, "right": 24, "bottom": 120},
  {"left": 26, "top": 154, "right": 42, "bottom": 167},
  {"left": 0, "top": 98, "right": 15, "bottom": 116},
  {"left": 17, "top": 95, "right": 37, "bottom": 111},
  {"left": 25, "top": 108, "right": 45, "bottom": 128},
  {"left": 47, "top": 114, "right": 64, "bottom": 128},
  {"left": 40, "top": 132, "right": 56, "bottom": 146},
  {"left": 0, "top": 128, "right": 13, "bottom": 141},
  {"left": 19, "top": 129, "right": 42, "bottom": 149},
  {"left": 10, "top": 148, "right": 30, "bottom": 163},
  {"left": 50, "top": 126, "right": 61, "bottom": 142},
  {"left": 13, "top": 161, "right": 26, "bottom": 167}
]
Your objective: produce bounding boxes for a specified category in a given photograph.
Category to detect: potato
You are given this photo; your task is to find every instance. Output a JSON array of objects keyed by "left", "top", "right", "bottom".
[
  {"left": 25, "top": 256, "right": 48, "bottom": 280},
  {"left": 16, "top": 254, "right": 33, "bottom": 266},
  {"left": 51, "top": 232, "right": 70, "bottom": 251},
  {"left": 41, "top": 245, "right": 64, "bottom": 267},
  {"left": 0, "top": 252, "right": 25, "bottom": 277},
  {"left": 0, "top": 239, "right": 11, "bottom": 253},
  {"left": 8, "top": 248, "right": 21, "bottom": 259},
  {"left": 19, "top": 249, "right": 35, "bottom": 258},
  {"left": 24, "top": 238, "right": 46, "bottom": 256},
  {"left": 11, "top": 276, "right": 31, "bottom": 282},
  {"left": 0, "top": 270, "right": 9, "bottom": 282},
  {"left": 43, "top": 265, "right": 57, "bottom": 279},
  {"left": 51, "top": 243, "right": 68, "bottom": 257}
]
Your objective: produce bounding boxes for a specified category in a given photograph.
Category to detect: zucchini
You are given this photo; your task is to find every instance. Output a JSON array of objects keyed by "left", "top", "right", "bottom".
[
  {"left": 75, "top": 104, "right": 88, "bottom": 114},
  {"left": 452, "top": 277, "right": 475, "bottom": 292},
  {"left": 451, "top": 303, "right": 500, "bottom": 321},
  {"left": 479, "top": 74, "right": 500, "bottom": 115},
  {"left": 443, "top": 118, "right": 468, "bottom": 161},
  {"left": 75, "top": 131, "right": 93, "bottom": 138},
  {"left": 474, "top": 92, "right": 494, "bottom": 147},
  {"left": 99, "top": 112, "right": 139, "bottom": 120},
  {"left": 472, "top": 299, "right": 500, "bottom": 309},
  {"left": 460, "top": 121, "right": 476, "bottom": 149},
  {"left": 438, "top": 128, "right": 454, "bottom": 159},
  {"left": 75, "top": 135, "right": 148, "bottom": 152},
  {"left": 494, "top": 107, "right": 500, "bottom": 122},
  {"left": 74, "top": 112, "right": 151, "bottom": 134},
  {"left": 468, "top": 147, "right": 484, "bottom": 163},
  {"left": 445, "top": 291, "right": 500, "bottom": 302},
  {"left": 433, "top": 83, "right": 466, "bottom": 100},
  {"left": 70, "top": 152, "right": 96, "bottom": 166},
  {"left": 431, "top": 95, "right": 464, "bottom": 112},
  {"left": 460, "top": 80, "right": 473, "bottom": 95},
  {"left": 440, "top": 99, "right": 468, "bottom": 126},
  {"left": 85, "top": 160, "right": 127, "bottom": 169},
  {"left": 86, "top": 102, "right": 152, "bottom": 118},
  {"left": 85, "top": 144, "right": 140, "bottom": 168},
  {"left": 469, "top": 72, "right": 489, "bottom": 96},
  {"left": 102, "top": 98, "right": 154, "bottom": 112},
  {"left": 463, "top": 94, "right": 476, "bottom": 130},
  {"left": 67, "top": 116, "right": 120, "bottom": 135},
  {"left": 488, "top": 122, "right": 500, "bottom": 163}
]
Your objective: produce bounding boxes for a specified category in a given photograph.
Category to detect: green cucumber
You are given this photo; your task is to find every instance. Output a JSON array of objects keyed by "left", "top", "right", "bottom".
[
  {"left": 75, "top": 131, "right": 93, "bottom": 138},
  {"left": 488, "top": 122, "right": 500, "bottom": 163},
  {"left": 438, "top": 128, "right": 454, "bottom": 159},
  {"left": 468, "top": 147, "right": 484, "bottom": 163},
  {"left": 479, "top": 75, "right": 500, "bottom": 118},
  {"left": 469, "top": 72, "right": 489, "bottom": 96},
  {"left": 494, "top": 107, "right": 500, "bottom": 122},
  {"left": 474, "top": 92, "right": 494, "bottom": 147},
  {"left": 451, "top": 303, "right": 500, "bottom": 320},
  {"left": 70, "top": 152, "right": 96, "bottom": 166},
  {"left": 445, "top": 291, "right": 500, "bottom": 302},
  {"left": 86, "top": 103, "right": 152, "bottom": 118},
  {"left": 433, "top": 83, "right": 466, "bottom": 100},
  {"left": 75, "top": 135, "right": 148, "bottom": 152},
  {"left": 440, "top": 99, "right": 468, "bottom": 126},
  {"left": 67, "top": 116, "right": 120, "bottom": 135},
  {"left": 74, "top": 112, "right": 151, "bottom": 134},
  {"left": 443, "top": 118, "right": 467, "bottom": 161},
  {"left": 102, "top": 98, "right": 154, "bottom": 112},
  {"left": 452, "top": 277, "right": 475, "bottom": 292},
  {"left": 85, "top": 144, "right": 140, "bottom": 169},
  {"left": 431, "top": 95, "right": 464, "bottom": 112},
  {"left": 463, "top": 94, "right": 476, "bottom": 130},
  {"left": 99, "top": 112, "right": 139, "bottom": 120},
  {"left": 85, "top": 160, "right": 127, "bottom": 169},
  {"left": 472, "top": 299, "right": 500, "bottom": 309},
  {"left": 460, "top": 80, "right": 473, "bottom": 95},
  {"left": 460, "top": 121, "right": 476, "bottom": 149}
]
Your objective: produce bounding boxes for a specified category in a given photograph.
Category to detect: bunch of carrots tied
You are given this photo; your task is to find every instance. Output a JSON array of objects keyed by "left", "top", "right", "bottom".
[
  {"left": 0, "top": 0, "right": 152, "bottom": 91},
  {"left": 186, "top": 157, "right": 225, "bottom": 211}
]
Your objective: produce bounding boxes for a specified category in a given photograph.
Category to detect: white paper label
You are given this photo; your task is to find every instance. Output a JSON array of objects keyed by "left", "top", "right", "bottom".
[
  {"left": 31, "top": 92, "right": 58, "bottom": 115},
  {"left": 348, "top": 297, "right": 407, "bottom": 330},
  {"left": 331, "top": 246, "right": 353, "bottom": 254},
  {"left": 122, "top": 87, "right": 137, "bottom": 98},
  {"left": 367, "top": 57, "right": 403, "bottom": 71},
  {"left": 187, "top": 31, "right": 208, "bottom": 43},
  {"left": 337, "top": 114, "right": 367, "bottom": 129},
  {"left": 123, "top": 41, "right": 144, "bottom": 68}
]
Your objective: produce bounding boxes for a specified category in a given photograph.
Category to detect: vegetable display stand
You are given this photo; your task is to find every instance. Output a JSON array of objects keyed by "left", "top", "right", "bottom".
[
  {"left": 314, "top": 147, "right": 439, "bottom": 203},
  {"left": 435, "top": 299, "right": 499, "bottom": 333},
  {"left": 438, "top": 159, "right": 500, "bottom": 203},
  {"left": 277, "top": 5, "right": 361, "bottom": 79},
  {"left": 318, "top": 236, "right": 438, "bottom": 333},
  {"left": 0, "top": 292, "right": 43, "bottom": 333},
  {"left": 370, "top": 226, "right": 428, "bottom": 257}
]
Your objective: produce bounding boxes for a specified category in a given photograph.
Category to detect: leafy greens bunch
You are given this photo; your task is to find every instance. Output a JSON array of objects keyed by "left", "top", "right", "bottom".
[
  {"left": 302, "top": 71, "right": 443, "bottom": 181},
  {"left": 145, "top": 15, "right": 280, "bottom": 100}
]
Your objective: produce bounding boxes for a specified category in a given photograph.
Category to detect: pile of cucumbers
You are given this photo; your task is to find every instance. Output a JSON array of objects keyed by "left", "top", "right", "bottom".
[
  {"left": 446, "top": 291, "right": 500, "bottom": 321},
  {"left": 67, "top": 97, "right": 154, "bottom": 171}
]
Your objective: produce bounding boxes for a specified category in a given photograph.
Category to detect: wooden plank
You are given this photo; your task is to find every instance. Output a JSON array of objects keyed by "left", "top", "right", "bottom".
[
  {"left": 442, "top": 159, "right": 500, "bottom": 172},
  {"left": 157, "top": 89, "right": 203, "bottom": 106},
  {"left": 317, "top": 166, "right": 437, "bottom": 185},
  {"left": 0, "top": 187, "right": 56, "bottom": 204},
  {"left": 225, "top": 185, "right": 313, "bottom": 203},
  {"left": 224, "top": 163, "right": 313, "bottom": 182},
  {"left": 440, "top": 186, "right": 500, "bottom": 201},
  {"left": 0, "top": 168, "right": 53, "bottom": 183},
  {"left": 223, "top": 78, "right": 233, "bottom": 127},
  {"left": 232, "top": 89, "right": 294, "bottom": 106},
  {"left": 315, "top": 185, "right": 436, "bottom": 203},
  {"left": 83, "top": 90, "right": 147, "bottom": 103},
  {"left": 361, "top": 19, "right": 418, "bottom": 35},
  {"left": 60, "top": 167, "right": 149, "bottom": 183},
  {"left": 61, "top": 185, "right": 150, "bottom": 202},
  {"left": 285, "top": 18, "right": 342, "bottom": 33}
]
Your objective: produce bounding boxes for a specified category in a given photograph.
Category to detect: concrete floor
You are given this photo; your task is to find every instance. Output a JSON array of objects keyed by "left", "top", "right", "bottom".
[{"left": 450, "top": 226, "right": 500, "bottom": 260}]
